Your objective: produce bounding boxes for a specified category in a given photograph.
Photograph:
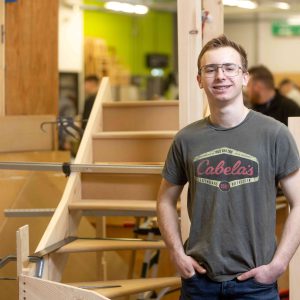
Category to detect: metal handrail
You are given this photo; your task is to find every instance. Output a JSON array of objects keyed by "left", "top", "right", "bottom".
[
  {"left": 0, "top": 255, "right": 16, "bottom": 268},
  {"left": 0, "top": 162, "right": 163, "bottom": 175}
]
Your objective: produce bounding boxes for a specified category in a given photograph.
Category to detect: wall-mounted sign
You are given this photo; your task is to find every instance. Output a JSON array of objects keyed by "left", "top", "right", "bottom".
[{"left": 272, "top": 22, "right": 300, "bottom": 37}]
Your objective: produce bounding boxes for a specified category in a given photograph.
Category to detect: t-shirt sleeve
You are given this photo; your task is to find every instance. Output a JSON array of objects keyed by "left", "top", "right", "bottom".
[
  {"left": 275, "top": 125, "right": 300, "bottom": 180},
  {"left": 162, "top": 136, "right": 188, "bottom": 185}
]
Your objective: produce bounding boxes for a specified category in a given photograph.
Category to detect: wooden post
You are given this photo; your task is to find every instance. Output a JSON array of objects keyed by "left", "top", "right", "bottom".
[
  {"left": 177, "top": 0, "right": 203, "bottom": 129},
  {"left": 177, "top": 0, "right": 223, "bottom": 241},
  {"left": 0, "top": 1, "right": 4, "bottom": 116},
  {"left": 16, "top": 225, "right": 30, "bottom": 277},
  {"left": 177, "top": 0, "right": 203, "bottom": 242},
  {"left": 202, "top": 0, "right": 224, "bottom": 116}
]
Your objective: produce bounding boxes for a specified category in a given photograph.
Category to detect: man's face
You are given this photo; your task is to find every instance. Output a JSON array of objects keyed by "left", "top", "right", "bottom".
[
  {"left": 197, "top": 47, "right": 248, "bottom": 105},
  {"left": 246, "top": 76, "right": 260, "bottom": 105},
  {"left": 84, "top": 80, "right": 98, "bottom": 96},
  {"left": 279, "top": 82, "right": 293, "bottom": 96}
]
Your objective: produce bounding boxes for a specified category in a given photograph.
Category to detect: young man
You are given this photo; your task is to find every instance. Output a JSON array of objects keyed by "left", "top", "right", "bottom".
[
  {"left": 82, "top": 75, "right": 100, "bottom": 130},
  {"left": 247, "top": 65, "right": 300, "bottom": 126},
  {"left": 157, "top": 35, "right": 300, "bottom": 300}
]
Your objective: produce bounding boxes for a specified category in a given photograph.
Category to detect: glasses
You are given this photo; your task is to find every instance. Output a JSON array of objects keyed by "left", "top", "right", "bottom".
[{"left": 199, "top": 63, "right": 243, "bottom": 78}]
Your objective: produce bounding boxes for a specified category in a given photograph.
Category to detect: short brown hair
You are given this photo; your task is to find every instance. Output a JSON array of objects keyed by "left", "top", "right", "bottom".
[
  {"left": 248, "top": 65, "right": 275, "bottom": 89},
  {"left": 197, "top": 35, "right": 248, "bottom": 74},
  {"left": 85, "top": 75, "right": 100, "bottom": 84}
]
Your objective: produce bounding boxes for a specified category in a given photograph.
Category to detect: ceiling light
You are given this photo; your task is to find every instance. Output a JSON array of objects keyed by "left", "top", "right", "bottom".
[
  {"left": 104, "top": 1, "right": 149, "bottom": 15},
  {"left": 274, "top": 2, "right": 290, "bottom": 10},
  {"left": 134, "top": 5, "right": 149, "bottom": 15},
  {"left": 287, "top": 16, "right": 300, "bottom": 25},
  {"left": 222, "top": 0, "right": 239, "bottom": 6},
  {"left": 237, "top": 1, "right": 257, "bottom": 9},
  {"left": 223, "top": 0, "right": 257, "bottom": 9}
]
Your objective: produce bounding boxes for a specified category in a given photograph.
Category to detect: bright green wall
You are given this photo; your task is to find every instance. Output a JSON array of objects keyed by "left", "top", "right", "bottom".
[{"left": 83, "top": 5, "right": 174, "bottom": 76}]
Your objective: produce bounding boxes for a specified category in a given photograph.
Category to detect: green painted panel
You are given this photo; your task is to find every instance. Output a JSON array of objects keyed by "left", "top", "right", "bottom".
[
  {"left": 83, "top": 4, "right": 174, "bottom": 76},
  {"left": 272, "top": 21, "right": 300, "bottom": 37}
]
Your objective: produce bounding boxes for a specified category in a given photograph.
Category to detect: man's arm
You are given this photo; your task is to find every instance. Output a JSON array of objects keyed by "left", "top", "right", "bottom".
[
  {"left": 157, "top": 178, "right": 206, "bottom": 278},
  {"left": 238, "top": 168, "right": 300, "bottom": 283}
]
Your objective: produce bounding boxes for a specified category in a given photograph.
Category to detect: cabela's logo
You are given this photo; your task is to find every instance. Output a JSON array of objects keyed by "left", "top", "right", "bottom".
[{"left": 194, "top": 147, "right": 259, "bottom": 191}]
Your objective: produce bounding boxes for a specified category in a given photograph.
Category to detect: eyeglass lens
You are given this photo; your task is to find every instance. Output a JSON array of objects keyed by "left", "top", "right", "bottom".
[{"left": 201, "top": 64, "right": 240, "bottom": 77}]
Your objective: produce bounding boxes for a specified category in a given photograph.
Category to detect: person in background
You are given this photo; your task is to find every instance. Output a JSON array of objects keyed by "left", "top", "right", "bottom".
[
  {"left": 247, "top": 65, "right": 300, "bottom": 126},
  {"left": 278, "top": 78, "right": 300, "bottom": 107},
  {"left": 58, "top": 94, "right": 77, "bottom": 151},
  {"left": 82, "top": 75, "right": 100, "bottom": 130},
  {"left": 157, "top": 35, "right": 300, "bottom": 300}
]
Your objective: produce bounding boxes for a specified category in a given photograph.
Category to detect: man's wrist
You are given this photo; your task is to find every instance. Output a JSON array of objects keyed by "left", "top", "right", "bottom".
[
  {"left": 169, "top": 246, "right": 185, "bottom": 257},
  {"left": 269, "top": 258, "right": 287, "bottom": 276}
]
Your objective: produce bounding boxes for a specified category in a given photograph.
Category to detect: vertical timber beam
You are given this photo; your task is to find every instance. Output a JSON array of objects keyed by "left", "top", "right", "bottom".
[
  {"left": 202, "top": 0, "right": 224, "bottom": 45},
  {"left": 0, "top": 1, "right": 4, "bottom": 116},
  {"left": 177, "top": 0, "right": 202, "bottom": 241},
  {"left": 177, "top": 0, "right": 202, "bottom": 129},
  {"left": 202, "top": 0, "right": 224, "bottom": 116},
  {"left": 177, "top": 0, "right": 224, "bottom": 241}
]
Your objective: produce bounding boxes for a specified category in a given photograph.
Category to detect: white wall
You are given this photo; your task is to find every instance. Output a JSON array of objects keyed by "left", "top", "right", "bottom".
[
  {"left": 225, "top": 13, "right": 300, "bottom": 73},
  {"left": 225, "top": 20, "right": 258, "bottom": 69},
  {"left": 257, "top": 18, "right": 300, "bottom": 72},
  {"left": 59, "top": 5, "right": 83, "bottom": 72}
]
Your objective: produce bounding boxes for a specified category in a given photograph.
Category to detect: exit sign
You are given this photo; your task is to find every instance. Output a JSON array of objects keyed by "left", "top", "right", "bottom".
[{"left": 272, "top": 22, "right": 300, "bottom": 37}]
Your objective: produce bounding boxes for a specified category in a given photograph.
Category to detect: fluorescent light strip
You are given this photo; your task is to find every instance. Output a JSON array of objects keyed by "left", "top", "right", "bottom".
[
  {"left": 104, "top": 1, "right": 149, "bottom": 15},
  {"left": 287, "top": 16, "right": 300, "bottom": 25},
  {"left": 223, "top": 0, "right": 257, "bottom": 9},
  {"left": 274, "top": 2, "right": 290, "bottom": 10}
]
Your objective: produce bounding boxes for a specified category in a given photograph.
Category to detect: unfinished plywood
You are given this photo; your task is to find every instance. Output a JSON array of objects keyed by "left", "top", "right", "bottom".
[
  {"left": 17, "top": 77, "right": 179, "bottom": 299},
  {"left": 81, "top": 173, "right": 161, "bottom": 200},
  {"left": 0, "top": 115, "right": 56, "bottom": 152},
  {"left": 5, "top": 0, "right": 58, "bottom": 115},
  {"left": 0, "top": 0, "right": 4, "bottom": 116},
  {"left": 20, "top": 275, "right": 110, "bottom": 300},
  {"left": 70, "top": 277, "right": 180, "bottom": 299},
  {"left": 102, "top": 101, "right": 179, "bottom": 131},
  {"left": 56, "top": 239, "right": 165, "bottom": 253},
  {"left": 92, "top": 131, "right": 175, "bottom": 163},
  {"left": 32, "top": 79, "right": 111, "bottom": 282},
  {"left": 0, "top": 151, "right": 69, "bottom": 300}
]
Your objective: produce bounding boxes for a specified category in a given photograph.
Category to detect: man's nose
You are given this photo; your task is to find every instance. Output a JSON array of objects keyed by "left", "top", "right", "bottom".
[{"left": 215, "top": 66, "right": 225, "bottom": 78}]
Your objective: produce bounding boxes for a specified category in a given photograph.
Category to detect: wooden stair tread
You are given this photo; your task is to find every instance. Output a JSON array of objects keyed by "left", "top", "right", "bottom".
[
  {"left": 56, "top": 238, "right": 165, "bottom": 253},
  {"left": 103, "top": 100, "right": 179, "bottom": 107},
  {"left": 69, "top": 276, "right": 181, "bottom": 298},
  {"left": 69, "top": 200, "right": 157, "bottom": 212},
  {"left": 93, "top": 131, "right": 176, "bottom": 139}
]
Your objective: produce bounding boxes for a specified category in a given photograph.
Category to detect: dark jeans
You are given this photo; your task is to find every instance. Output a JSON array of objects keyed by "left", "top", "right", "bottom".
[{"left": 180, "top": 273, "right": 279, "bottom": 300}]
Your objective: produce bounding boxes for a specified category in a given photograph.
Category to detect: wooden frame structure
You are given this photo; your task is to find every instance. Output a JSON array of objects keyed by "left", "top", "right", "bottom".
[
  {"left": 16, "top": 78, "right": 180, "bottom": 299},
  {"left": 177, "top": 0, "right": 223, "bottom": 240},
  {"left": 0, "top": 0, "right": 4, "bottom": 116}
]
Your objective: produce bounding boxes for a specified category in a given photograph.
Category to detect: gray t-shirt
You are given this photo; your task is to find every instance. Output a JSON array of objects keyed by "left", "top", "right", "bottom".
[{"left": 162, "top": 110, "right": 300, "bottom": 282}]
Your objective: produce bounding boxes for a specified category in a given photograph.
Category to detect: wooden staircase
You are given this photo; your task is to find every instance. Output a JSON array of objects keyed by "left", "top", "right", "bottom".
[{"left": 17, "top": 78, "right": 180, "bottom": 299}]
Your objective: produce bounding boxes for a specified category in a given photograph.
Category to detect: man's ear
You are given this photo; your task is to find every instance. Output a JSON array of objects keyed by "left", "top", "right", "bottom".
[
  {"left": 242, "top": 71, "right": 249, "bottom": 87},
  {"left": 197, "top": 74, "right": 203, "bottom": 89}
]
